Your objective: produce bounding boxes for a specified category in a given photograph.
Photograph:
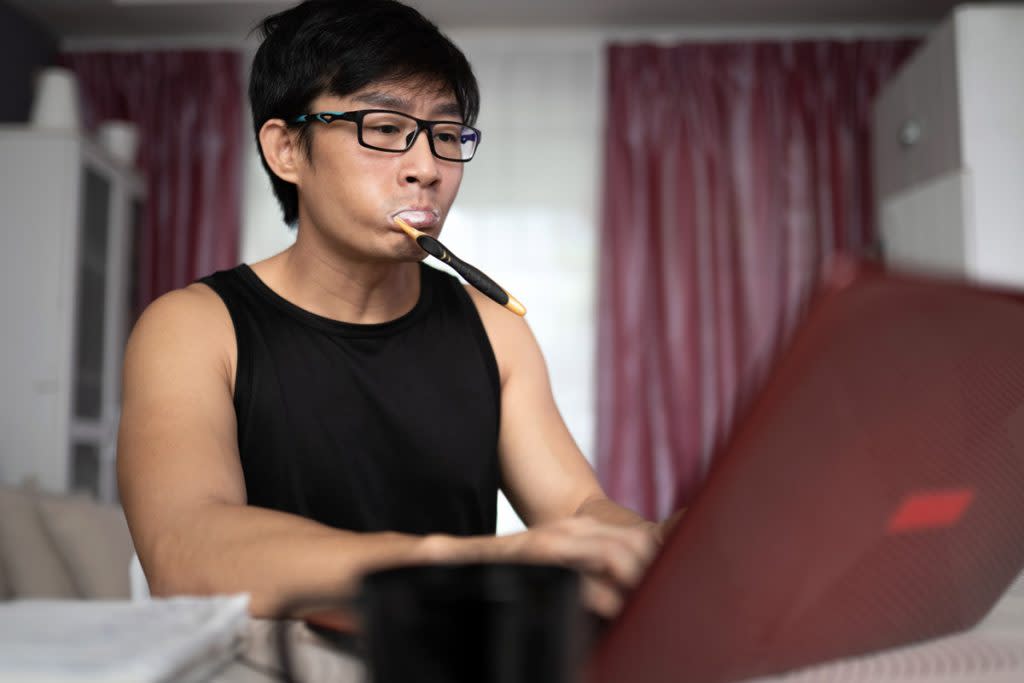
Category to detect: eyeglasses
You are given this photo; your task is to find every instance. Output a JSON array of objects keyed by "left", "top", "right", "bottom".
[{"left": 291, "top": 109, "right": 482, "bottom": 162}]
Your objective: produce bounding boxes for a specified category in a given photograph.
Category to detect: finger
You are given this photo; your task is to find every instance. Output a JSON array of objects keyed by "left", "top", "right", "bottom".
[
  {"left": 619, "top": 524, "right": 660, "bottom": 565},
  {"left": 556, "top": 531, "right": 651, "bottom": 590},
  {"left": 519, "top": 519, "right": 658, "bottom": 589},
  {"left": 555, "top": 515, "right": 655, "bottom": 560},
  {"left": 597, "top": 535, "right": 650, "bottom": 588},
  {"left": 580, "top": 524, "right": 659, "bottom": 583},
  {"left": 656, "top": 509, "right": 686, "bottom": 544},
  {"left": 580, "top": 575, "right": 624, "bottom": 619}
]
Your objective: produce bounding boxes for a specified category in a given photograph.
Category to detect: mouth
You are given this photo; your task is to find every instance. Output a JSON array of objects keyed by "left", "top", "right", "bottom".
[{"left": 390, "top": 208, "right": 440, "bottom": 230}]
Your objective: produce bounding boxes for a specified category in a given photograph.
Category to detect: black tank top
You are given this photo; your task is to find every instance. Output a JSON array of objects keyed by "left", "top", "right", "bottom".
[{"left": 199, "top": 263, "right": 500, "bottom": 536}]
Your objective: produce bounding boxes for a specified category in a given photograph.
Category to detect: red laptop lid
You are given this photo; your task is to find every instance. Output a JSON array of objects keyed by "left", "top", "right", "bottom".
[{"left": 589, "top": 259, "right": 1024, "bottom": 683}]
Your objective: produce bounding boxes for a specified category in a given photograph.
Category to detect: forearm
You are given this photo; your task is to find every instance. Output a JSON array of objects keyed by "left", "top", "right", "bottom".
[
  {"left": 141, "top": 501, "right": 438, "bottom": 618},
  {"left": 138, "top": 498, "right": 661, "bottom": 621}
]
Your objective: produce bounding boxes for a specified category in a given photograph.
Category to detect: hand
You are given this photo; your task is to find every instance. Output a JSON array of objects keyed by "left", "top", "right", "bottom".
[
  {"left": 624, "top": 508, "right": 686, "bottom": 546},
  {"left": 653, "top": 508, "right": 686, "bottom": 545},
  {"left": 504, "top": 516, "right": 659, "bottom": 618}
]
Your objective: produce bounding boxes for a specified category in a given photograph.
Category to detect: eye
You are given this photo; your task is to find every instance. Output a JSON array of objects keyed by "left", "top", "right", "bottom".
[
  {"left": 369, "top": 124, "right": 402, "bottom": 135},
  {"left": 435, "top": 131, "right": 457, "bottom": 144}
]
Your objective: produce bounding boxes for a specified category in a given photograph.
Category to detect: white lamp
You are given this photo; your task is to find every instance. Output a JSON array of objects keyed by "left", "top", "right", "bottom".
[{"left": 29, "top": 66, "right": 82, "bottom": 131}]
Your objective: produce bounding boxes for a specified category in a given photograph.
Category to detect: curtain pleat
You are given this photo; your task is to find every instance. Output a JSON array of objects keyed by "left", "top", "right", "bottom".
[
  {"left": 596, "top": 40, "right": 918, "bottom": 519},
  {"left": 61, "top": 51, "right": 244, "bottom": 316}
]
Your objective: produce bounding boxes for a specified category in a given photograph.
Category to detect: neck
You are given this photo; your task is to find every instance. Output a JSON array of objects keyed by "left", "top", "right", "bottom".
[{"left": 251, "top": 229, "right": 421, "bottom": 325}]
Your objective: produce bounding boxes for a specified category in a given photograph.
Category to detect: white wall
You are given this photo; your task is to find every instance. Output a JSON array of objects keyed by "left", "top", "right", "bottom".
[
  {"left": 956, "top": 6, "right": 1024, "bottom": 289},
  {"left": 441, "top": 34, "right": 605, "bottom": 534}
]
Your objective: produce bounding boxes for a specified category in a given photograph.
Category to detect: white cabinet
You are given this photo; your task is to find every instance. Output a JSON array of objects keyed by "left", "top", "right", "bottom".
[
  {"left": 873, "top": 5, "right": 1024, "bottom": 289},
  {"left": 873, "top": 19, "right": 962, "bottom": 200},
  {"left": 0, "top": 127, "right": 144, "bottom": 501}
]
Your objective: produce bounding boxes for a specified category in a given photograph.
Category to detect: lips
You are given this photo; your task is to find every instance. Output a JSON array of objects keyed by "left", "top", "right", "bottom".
[{"left": 391, "top": 209, "right": 439, "bottom": 229}]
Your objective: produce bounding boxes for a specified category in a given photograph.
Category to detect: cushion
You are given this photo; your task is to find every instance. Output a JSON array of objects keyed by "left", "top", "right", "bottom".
[
  {"left": 0, "top": 484, "right": 79, "bottom": 598},
  {"left": 35, "top": 494, "right": 133, "bottom": 599}
]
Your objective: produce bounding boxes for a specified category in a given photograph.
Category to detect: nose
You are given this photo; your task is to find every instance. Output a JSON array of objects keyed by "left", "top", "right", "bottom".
[{"left": 400, "top": 127, "right": 440, "bottom": 187}]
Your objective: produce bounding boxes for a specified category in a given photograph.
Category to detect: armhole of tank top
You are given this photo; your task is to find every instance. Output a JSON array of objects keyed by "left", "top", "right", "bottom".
[
  {"left": 452, "top": 281, "right": 502, "bottom": 437},
  {"left": 197, "top": 276, "right": 253, "bottom": 443},
  {"left": 451, "top": 280, "right": 504, "bottom": 501}
]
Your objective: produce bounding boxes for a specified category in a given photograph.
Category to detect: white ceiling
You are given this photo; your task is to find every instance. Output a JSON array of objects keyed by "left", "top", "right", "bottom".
[{"left": 8, "top": 0, "right": 973, "bottom": 43}]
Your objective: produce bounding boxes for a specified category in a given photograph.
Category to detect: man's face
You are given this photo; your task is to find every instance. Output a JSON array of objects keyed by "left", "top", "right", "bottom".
[{"left": 292, "top": 80, "right": 466, "bottom": 263}]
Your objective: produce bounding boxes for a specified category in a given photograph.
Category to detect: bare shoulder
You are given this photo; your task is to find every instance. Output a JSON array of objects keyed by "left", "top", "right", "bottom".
[
  {"left": 125, "top": 282, "right": 236, "bottom": 393},
  {"left": 133, "top": 281, "right": 229, "bottom": 334}
]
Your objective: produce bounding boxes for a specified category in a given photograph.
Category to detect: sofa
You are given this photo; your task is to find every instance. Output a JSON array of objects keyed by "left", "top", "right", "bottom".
[{"left": 0, "top": 481, "right": 133, "bottom": 600}]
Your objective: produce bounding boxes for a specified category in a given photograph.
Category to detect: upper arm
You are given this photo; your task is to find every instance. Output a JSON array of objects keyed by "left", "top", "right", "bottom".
[
  {"left": 466, "top": 287, "right": 606, "bottom": 526},
  {"left": 117, "top": 284, "right": 245, "bottom": 573}
]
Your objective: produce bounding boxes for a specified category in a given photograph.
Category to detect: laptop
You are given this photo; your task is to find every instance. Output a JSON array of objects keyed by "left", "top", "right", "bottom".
[{"left": 588, "top": 258, "right": 1024, "bottom": 683}]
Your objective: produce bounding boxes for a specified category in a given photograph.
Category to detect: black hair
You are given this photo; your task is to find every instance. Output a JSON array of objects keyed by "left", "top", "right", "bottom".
[{"left": 249, "top": 0, "right": 479, "bottom": 226}]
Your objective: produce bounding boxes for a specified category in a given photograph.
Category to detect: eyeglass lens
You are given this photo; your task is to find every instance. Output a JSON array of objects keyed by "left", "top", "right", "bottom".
[{"left": 361, "top": 112, "right": 478, "bottom": 161}]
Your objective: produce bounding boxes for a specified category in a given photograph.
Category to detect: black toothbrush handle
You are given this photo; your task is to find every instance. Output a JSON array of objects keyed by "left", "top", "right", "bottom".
[{"left": 416, "top": 235, "right": 511, "bottom": 307}]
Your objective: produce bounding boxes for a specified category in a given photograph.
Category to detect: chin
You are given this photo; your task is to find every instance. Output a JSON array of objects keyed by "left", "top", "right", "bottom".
[{"left": 391, "top": 245, "right": 428, "bottom": 264}]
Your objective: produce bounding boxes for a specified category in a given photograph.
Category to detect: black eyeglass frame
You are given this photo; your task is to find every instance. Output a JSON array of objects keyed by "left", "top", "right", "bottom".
[{"left": 291, "top": 109, "right": 482, "bottom": 162}]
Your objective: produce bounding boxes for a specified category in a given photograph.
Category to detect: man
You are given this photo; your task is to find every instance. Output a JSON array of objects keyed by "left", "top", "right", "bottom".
[{"left": 117, "top": 0, "right": 671, "bottom": 621}]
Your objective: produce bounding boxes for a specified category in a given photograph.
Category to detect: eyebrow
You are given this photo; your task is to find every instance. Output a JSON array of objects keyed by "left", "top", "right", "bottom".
[{"left": 353, "top": 90, "right": 463, "bottom": 120}]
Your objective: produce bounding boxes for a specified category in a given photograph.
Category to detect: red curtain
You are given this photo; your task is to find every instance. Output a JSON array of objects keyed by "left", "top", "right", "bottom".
[
  {"left": 61, "top": 51, "right": 243, "bottom": 314},
  {"left": 596, "top": 40, "right": 918, "bottom": 520}
]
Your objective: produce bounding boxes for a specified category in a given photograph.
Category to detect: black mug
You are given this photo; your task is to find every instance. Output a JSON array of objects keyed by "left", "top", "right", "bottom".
[{"left": 360, "top": 563, "right": 585, "bottom": 683}]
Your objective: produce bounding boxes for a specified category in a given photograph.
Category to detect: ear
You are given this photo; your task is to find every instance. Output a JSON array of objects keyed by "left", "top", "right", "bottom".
[{"left": 259, "top": 118, "right": 304, "bottom": 184}]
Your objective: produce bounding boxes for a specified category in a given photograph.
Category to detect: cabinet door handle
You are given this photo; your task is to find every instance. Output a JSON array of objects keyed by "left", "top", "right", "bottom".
[{"left": 900, "top": 118, "right": 923, "bottom": 148}]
